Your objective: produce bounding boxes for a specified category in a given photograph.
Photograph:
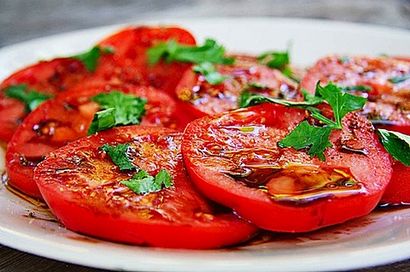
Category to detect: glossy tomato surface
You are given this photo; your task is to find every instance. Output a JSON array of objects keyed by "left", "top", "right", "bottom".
[
  {"left": 176, "top": 55, "right": 299, "bottom": 118},
  {"left": 0, "top": 26, "right": 196, "bottom": 142},
  {"left": 33, "top": 126, "right": 256, "bottom": 248},
  {"left": 6, "top": 83, "right": 188, "bottom": 199},
  {"left": 300, "top": 55, "right": 410, "bottom": 205},
  {"left": 182, "top": 103, "right": 392, "bottom": 232},
  {"left": 0, "top": 58, "right": 90, "bottom": 142}
]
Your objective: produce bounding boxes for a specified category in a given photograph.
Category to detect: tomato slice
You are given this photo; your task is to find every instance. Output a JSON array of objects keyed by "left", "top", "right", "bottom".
[
  {"left": 33, "top": 126, "right": 256, "bottom": 248},
  {"left": 300, "top": 55, "right": 410, "bottom": 206},
  {"left": 0, "top": 58, "right": 91, "bottom": 142},
  {"left": 6, "top": 83, "right": 188, "bottom": 199},
  {"left": 175, "top": 55, "right": 299, "bottom": 118},
  {"left": 181, "top": 103, "right": 392, "bottom": 232},
  {"left": 99, "top": 26, "right": 196, "bottom": 96},
  {"left": 0, "top": 26, "right": 196, "bottom": 143}
]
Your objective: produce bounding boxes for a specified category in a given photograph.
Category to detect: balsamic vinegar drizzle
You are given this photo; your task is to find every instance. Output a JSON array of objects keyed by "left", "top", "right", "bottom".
[{"left": 223, "top": 164, "right": 366, "bottom": 204}]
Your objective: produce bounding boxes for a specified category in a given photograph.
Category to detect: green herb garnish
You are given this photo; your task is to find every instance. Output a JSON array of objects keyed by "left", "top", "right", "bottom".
[
  {"left": 238, "top": 90, "right": 323, "bottom": 109},
  {"left": 377, "top": 129, "right": 410, "bottom": 166},
  {"left": 257, "top": 49, "right": 299, "bottom": 82},
  {"left": 193, "top": 62, "right": 227, "bottom": 85},
  {"left": 4, "top": 84, "right": 52, "bottom": 111},
  {"left": 278, "top": 121, "right": 333, "bottom": 161},
  {"left": 148, "top": 38, "right": 234, "bottom": 65},
  {"left": 101, "top": 143, "right": 136, "bottom": 171},
  {"left": 240, "top": 82, "right": 366, "bottom": 160},
  {"left": 121, "top": 169, "right": 173, "bottom": 195},
  {"left": 388, "top": 74, "right": 410, "bottom": 84},
  {"left": 88, "top": 91, "right": 147, "bottom": 135},
  {"left": 148, "top": 38, "right": 233, "bottom": 85},
  {"left": 340, "top": 85, "right": 372, "bottom": 92},
  {"left": 72, "top": 46, "right": 114, "bottom": 72},
  {"left": 257, "top": 50, "right": 289, "bottom": 70}
]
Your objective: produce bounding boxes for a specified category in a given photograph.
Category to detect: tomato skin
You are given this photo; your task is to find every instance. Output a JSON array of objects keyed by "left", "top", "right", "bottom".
[
  {"left": 6, "top": 83, "right": 188, "bottom": 199},
  {"left": 182, "top": 103, "right": 392, "bottom": 232},
  {"left": 175, "top": 55, "right": 299, "bottom": 118},
  {"left": 33, "top": 126, "right": 256, "bottom": 248}
]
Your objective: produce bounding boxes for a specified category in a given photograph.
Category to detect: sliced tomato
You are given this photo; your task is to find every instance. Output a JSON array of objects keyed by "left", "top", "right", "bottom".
[
  {"left": 33, "top": 126, "right": 256, "bottom": 248},
  {"left": 300, "top": 55, "right": 410, "bottom": 127},
  {"left": 6, "top": 83, "right": 188, "bottom": 199},
  {"left": 99, "top": 26, "right": 196, "bottom": 96},
  {"left": 181, "top": 103, "right": 392, "bottom": 232},
  {"left": 0, "top": 58, "right": 91, "bottom": 142},
  {"left": 175, "top": 55, "right": 299, "bottom": 118},
  {"left": 0, "top": 26, "right": 195, "bottom": 143},
  {"left": 301, "top": 55, "right": 410, "bottom": 206}
]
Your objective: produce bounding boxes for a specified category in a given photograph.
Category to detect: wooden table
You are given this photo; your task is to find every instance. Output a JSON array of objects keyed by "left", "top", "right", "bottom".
[{"left": 1, "top": 0, "right": 409, "bottom": 271}]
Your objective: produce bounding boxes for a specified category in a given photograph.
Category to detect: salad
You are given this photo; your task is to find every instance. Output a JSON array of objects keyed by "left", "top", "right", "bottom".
[{"left": 0, "top": 25, "right": 409, "bottom": 249}]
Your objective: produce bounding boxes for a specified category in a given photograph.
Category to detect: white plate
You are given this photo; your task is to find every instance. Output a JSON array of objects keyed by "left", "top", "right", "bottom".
[{"left": 1, "top": 18, "right": 410, "bottom": 272}]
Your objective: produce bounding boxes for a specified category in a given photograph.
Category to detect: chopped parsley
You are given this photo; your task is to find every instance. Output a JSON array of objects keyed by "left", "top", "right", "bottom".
[
  {"left": 238, "top": 90, "right": 322, "bottom": 109},
  {"left": 88, "top": 91, "right": 147, "bottom": 135},
  {"left": 240, "top": 82, "right": 366, "bottom": 160},
  {"left": 147, "top": 38, "right": 233, "bottom": 85},
  {"left": 101, "top": 143, "right": 136, "bottom": 171},
  {"left": 377, "top": 129, "right": 410, "bottom": 166},
  {"left": 257, "top": 49, "right": 298, "bottom": 82},
  {"left": 72, "top": 46, "right": 114, "bottom": 72},
  {"left": 121, "top": 169, "right": 173, "bottom": 195},
  {"left": 340, "top": 85, "right": 371, "bottom": 92},
  {"left": 193, "top": 62, "right": 227, "bottom": 85},
  {"left": 4, "top": 84, "right": 52, "bottom": 111},
  {"left": 278, "top": 121, "right": 332, "bottom": 161},
  {"left": 388, "top": 74, "right": 410, "bottom": 84}
]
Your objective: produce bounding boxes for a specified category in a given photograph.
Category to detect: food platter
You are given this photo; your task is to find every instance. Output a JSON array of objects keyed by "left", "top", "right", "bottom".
[{"left": 0, "top": 17, "right": 410, "bottom": 271}]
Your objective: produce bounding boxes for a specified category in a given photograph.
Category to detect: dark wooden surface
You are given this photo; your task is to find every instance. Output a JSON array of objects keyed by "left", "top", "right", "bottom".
[{"left": 1, "top": 0, "right": 410, "bottom": 271}]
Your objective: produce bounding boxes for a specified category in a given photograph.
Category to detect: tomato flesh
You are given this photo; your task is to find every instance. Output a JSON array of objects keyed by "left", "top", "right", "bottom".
[
  {"left": 300, "top": 55, "right": 410, "bottom": 205},
  {"left": 0, "top": 26, "right": 196, "bottom": 142},
  {"left": 33, "top": 126, "right": 256, "bottom": 248},
  {"left": 176, "top": 55, "right": 299, "bottom": 118},
  {"left": 182, "top": 103, "right": 392, "bottom": 232},
  {"left": 6, "top": 83, "right": 188, "bottom": 199}
]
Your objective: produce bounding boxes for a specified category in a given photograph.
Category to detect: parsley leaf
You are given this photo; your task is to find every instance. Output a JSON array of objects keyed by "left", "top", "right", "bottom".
[
  {"left": 257, "top": 50, "right": 289, "bottom": 70},
  {"left": 4, "top": 84, "right": 52, "bottom": 111},
  {"left": 148, "top": 38, "right": 234, "bottom": 66},
  {"left": 72, "top": 46, "right": 114, "bottom": 72},
  {"left": 193, "top": 62, "right": 227, "bottom": 85},
  {"left": 147, "top": 39, "right": 233, "bottom": 85},
  {"left": 121, "top": 169, "right": 173, "bottom": 195},
  {"left": 267, "top": 82, "right": 366, "bottom": 160},
  {"left": 316, "top": 82, "right": 367, "bottom": 129},
  {"left": 340, "top": 85, "right": 371, "bottom": 92},
  {"left": 101, "top": 143, "right": 136, "bottom": 171},
  {"left": 238, "top": 90, "right": 323, "bottom": 108},
  {"left": 278, "top": 121, "right": 333, "bottom": 161},
  {"left": 388, "top": 74, "right": 410, "bottom": 84},
  {"left": 88, "top": 91, "right": 147, "bottom": 135},
  {"left": 377, "top": 129, "right": 410, "bottom": 166}
]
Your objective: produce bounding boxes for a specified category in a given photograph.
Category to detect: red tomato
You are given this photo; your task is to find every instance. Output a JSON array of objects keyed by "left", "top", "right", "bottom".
[
  {"left": 33, "top": 126, "right": 256, "bottom": 248},
  {"left": 301, "top": 55, "right": 410, "bottom": 206},
  {"left": 6, "top": 83, "right": 189, "bottom": 199},
  {"left": 0, "top": 26, "right": 196, "bottom": 142},
  {"left": 175, "top": 55, "right": 299, "bottom": 118},
  {"left": 99, "top": 26, "right": 196, "bottom": 96},
  {"left": 0, "top": 58, "right": 91, "bottom": 142},
  {"left": 181, "top": 103, "right": 392, "bottom": 232}
]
